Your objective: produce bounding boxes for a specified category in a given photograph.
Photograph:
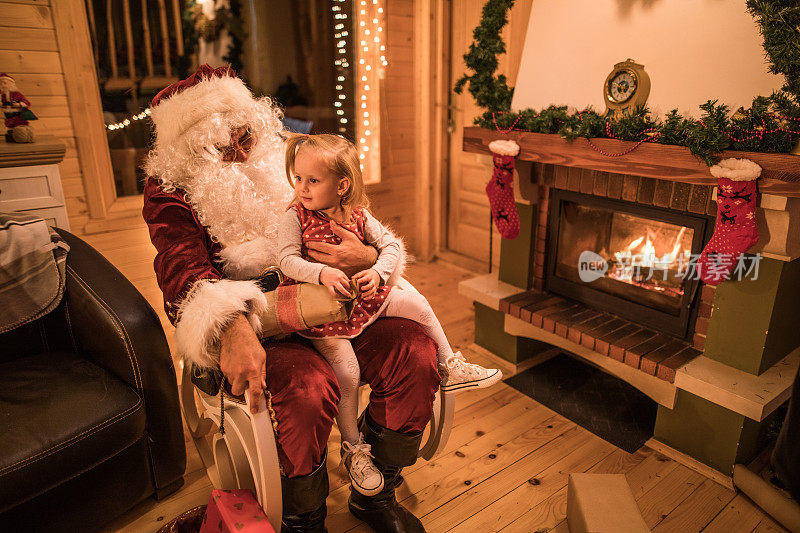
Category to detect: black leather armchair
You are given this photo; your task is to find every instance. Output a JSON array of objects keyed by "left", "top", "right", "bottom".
[{"left": 0, "top": 229, "right": 186, "bottom": 532}]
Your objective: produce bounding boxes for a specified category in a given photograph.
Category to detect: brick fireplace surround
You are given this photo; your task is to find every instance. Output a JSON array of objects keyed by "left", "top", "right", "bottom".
[{"left": 458, "top": 128, "right": 800, "bottom": 484}]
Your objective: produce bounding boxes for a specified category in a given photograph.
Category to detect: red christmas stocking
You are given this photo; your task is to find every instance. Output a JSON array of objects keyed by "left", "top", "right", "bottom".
[
  {"left": 486, "top": 140, "right": 521, "bottom": 239},
  {"left": 696, "top": 158, "right": 761, "bottom": 285}
]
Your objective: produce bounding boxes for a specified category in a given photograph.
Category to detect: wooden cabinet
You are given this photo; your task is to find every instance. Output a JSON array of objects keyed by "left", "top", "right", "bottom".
[{"left": 0, "top": 136, "right": 69, "bottom": 229}]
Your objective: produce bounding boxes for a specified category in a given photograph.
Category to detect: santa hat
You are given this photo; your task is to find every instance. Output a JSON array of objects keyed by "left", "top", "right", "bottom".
[
  {"left": 0, "top": 73, "right": 13, "bottom": 82},
  {"left": 150, "top": 64, "right": 255, "bottom": 149}
]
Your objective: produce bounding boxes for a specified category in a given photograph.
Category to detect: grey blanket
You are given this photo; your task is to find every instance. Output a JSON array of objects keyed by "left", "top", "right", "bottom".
[{"left": 0, "top": 213, "right": 69, "bottom": 334}]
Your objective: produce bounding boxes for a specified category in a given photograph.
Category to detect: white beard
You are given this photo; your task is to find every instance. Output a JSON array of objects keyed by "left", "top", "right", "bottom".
[
  {"left": 176, "top": 158, "right": 294, "bottom": 279},
  {"left": 173, "top": 157, "right": 290, "bottom": 244}
]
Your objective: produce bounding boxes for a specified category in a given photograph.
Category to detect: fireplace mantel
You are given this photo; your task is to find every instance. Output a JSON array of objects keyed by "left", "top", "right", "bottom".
[{"left": 463, "top": 127, "right": 800, "bottom": 197}]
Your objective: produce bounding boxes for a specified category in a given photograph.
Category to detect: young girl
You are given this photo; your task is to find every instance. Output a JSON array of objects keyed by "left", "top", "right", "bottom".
[{"left": 277, "top": 133, "right": 502, "bottom": 496}]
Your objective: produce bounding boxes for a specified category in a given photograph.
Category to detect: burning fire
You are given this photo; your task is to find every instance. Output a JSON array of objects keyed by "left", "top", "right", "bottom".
[{"left": 608, "top": 226, "right": 691, "bottom": 292}]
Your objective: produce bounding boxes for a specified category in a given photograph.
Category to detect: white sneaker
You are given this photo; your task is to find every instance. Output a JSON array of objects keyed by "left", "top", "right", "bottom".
[
  {"left": 341, "top": 434, "right": 384, "bottom": 496},
  {"left": 440, "top": 351, "right": 503, "bottom": 392}
]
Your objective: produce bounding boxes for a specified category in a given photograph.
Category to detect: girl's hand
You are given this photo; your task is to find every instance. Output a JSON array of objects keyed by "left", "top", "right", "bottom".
[
  {"left": 320, "top": 266, "right": 352, "bottom": 298},
  {"left": 353, "top": 269, "right": 380, "bottom": 298}
]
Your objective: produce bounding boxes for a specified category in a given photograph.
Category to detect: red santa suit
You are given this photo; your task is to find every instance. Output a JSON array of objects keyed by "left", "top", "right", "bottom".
[
  {"left": 142, "top": 65, "right": 439, "bottom": 495},
  {"left": 1, "top": 73, "right": 32, "bottom": 129}
]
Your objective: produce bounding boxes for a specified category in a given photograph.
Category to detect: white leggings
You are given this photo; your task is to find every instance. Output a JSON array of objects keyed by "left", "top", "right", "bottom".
[{"left": 311, "top": 288, "right": 454, "bottom": 444}]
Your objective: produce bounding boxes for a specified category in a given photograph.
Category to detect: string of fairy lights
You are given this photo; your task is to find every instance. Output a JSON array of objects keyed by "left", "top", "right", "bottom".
[
  {"left": 332, "top": 0, "right": 351, "bottom": 135},
  {"left": 106, "top": 107, "right": 151, "bottom": 131},
  {"left": 332, "top": 0, "right": 387, "bottom": 166}
]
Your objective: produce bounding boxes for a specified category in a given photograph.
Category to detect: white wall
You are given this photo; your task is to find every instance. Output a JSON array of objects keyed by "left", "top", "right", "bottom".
[{"left": 511, "top": 0, "right": 784, "bottom": 118}]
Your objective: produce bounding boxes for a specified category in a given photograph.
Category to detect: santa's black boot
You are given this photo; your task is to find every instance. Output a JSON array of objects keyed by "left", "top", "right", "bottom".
[
  {"left": 348, "top": 412, "right": 426, "bottom": 533},
  {"left": 281, "top": 454, "right": 329, "bottom": 533}
]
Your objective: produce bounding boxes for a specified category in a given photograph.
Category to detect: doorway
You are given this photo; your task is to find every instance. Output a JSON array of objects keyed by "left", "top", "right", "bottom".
[{"left": 440, "top": 0, "right": 532, "bottom": 269}]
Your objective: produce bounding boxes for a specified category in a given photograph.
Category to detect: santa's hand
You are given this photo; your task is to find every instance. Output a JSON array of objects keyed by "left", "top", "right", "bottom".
[
  {"left": 353, "top": 269, "right": 379, "bottom": 298},
  {"left": 320, "top": 266, "right": 352, "bottom": 298},
  {"left": 219, "top": 314, "right": 267, "bottom": 414},
  {"left": 306, "top": 222, "right": 378, "bottom": 276}
]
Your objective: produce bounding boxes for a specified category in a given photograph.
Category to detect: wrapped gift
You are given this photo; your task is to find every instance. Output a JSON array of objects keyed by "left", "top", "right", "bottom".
[
  {"left": 257, "top": 281, "right": 358, "bottom": 337},
  {"left": 199, "top": 489, "right": 274, "bottom": 533}
]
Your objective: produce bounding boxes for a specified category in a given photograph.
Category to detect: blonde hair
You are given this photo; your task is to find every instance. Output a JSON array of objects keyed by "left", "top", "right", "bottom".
[{"left": 284, "top": 133, "right": 369, "bottom": 219}]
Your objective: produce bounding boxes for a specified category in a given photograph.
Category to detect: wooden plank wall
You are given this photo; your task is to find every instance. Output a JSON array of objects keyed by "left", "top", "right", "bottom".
[
  {"left": 0, "top": 0, "right": 89, "bottom": 230},
  {"left": 365, "top": 0, "right": 419, "bottom": 253}
]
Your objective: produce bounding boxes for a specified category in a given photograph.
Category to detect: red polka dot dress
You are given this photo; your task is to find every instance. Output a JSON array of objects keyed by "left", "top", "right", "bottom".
[{"left": 280, "top": 202, "right": 393, "bottom": 339}]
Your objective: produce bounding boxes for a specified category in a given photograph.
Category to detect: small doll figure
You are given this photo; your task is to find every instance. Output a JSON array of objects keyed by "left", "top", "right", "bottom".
[{"left": 1, "top": 73, "right": 37, "bottom": 143}]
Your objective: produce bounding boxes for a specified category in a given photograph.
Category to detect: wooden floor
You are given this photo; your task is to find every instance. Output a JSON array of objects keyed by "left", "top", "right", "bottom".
[{"left": 82, "top": 225, "right": 787, "bottom": 533}]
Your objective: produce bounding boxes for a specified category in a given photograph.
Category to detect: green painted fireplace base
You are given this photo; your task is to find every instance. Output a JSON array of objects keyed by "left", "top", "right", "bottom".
[
  {"left": 474, "top": 302, "right": 552, "bottom": 364},
  {"left": 654, "top": 389, "right": 776, "bottom": 476},
  {"left": 705, "top": 257, "right": 800, "bottom": 375},
  {"left": 498, "top": 202, "right": 536, "bottom": 290}
]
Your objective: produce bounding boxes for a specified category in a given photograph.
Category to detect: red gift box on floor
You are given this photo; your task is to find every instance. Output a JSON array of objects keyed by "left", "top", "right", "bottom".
[{"left": 199, "top": 489, "right": 275, "bottom": 533}]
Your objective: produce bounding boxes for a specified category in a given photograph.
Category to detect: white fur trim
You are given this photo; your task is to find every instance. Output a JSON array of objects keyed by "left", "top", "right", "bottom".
[
  {"left": 384, "top": 226, "right": 410, "bottom": 287},
  {"left": 488, "top": 139, "right": 520, "bottom": 157},
  {"left": 174, "top": 279, "right": 269, "bottom": 369},
  {"left": 218, "top": 237, "right": 277, "bottom": 280},
  {"left": 710, "top": 158, "right": 762, "bottom": 181},
  {"left": 150, "top": 75, "right": 255, "bottom": 150}
]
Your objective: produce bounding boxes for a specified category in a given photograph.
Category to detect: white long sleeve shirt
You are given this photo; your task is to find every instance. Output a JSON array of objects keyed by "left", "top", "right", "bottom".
[{"left": 277, "top": 207, "right": 402, "bottom": 284}]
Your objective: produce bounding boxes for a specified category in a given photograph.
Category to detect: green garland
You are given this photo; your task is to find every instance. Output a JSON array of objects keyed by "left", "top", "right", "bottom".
[
  {"left": 455, "top": 0, "right": 800, "bottom": 165},
  {"left": 453, "top": 0, "right": 515, "bottom": 112},
  {"left": 747, "top": 1, "right": 800, "bottom": 97}
]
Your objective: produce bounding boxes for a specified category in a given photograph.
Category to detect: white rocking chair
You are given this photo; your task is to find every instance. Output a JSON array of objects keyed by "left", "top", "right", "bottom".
[{"left": 180, "top": 362, "right": 454, "bottom": 533}]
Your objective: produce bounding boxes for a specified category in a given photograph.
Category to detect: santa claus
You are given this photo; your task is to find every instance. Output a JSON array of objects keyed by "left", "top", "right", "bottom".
[
  {"left": 142, "top": 64, "right": 438, "bottom": 532},
  {"left": 1, "top": 73, "right": 36, "bottom": 142}
]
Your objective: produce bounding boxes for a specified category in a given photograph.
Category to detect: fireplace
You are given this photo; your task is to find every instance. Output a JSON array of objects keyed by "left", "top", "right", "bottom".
[
  {"left": 460, "top": 127, "right": 800, "bottom": 483},
  {"left": 545, "top": 190, "right": 712, "bottom": 339}
]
